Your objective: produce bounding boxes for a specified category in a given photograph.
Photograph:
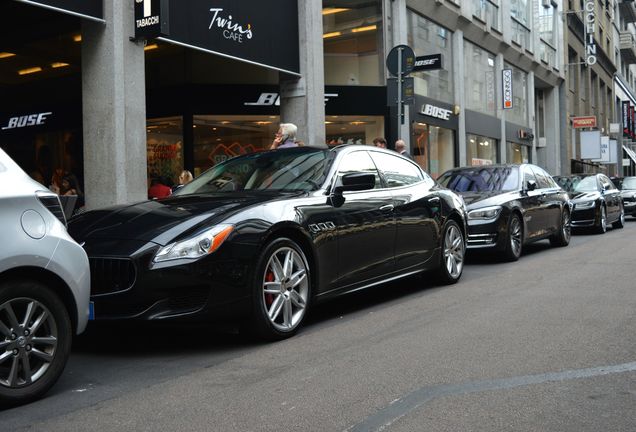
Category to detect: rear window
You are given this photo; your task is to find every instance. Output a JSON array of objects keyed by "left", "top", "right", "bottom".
[{"left": 438, "top": 167, "right": 519, "bottom": 192}]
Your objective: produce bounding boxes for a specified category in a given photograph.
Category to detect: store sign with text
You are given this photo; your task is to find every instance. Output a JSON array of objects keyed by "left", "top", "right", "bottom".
[
  {"left": 1, "top": 112, "right": 53, "bottom": 131},
  {"left": 584, "top": 0, "right": 597, "bottom": 66},
  {"left": 502, "top": 69, "right": 513, "bottom": 110},
  {"left": 15, "top": 0, "right": 103, "bottom": 20},
  {"left": 135, "top": 0, "right": 299, "bottom": 75},
  {"left": 571, "top": 116, "right": 597, "bottom": 129},
  {"left": 421, "top": 104, "right": 453, "bottom": 121},
  {"left": 622, "top": 101, "right": 631, "bottom": 138}
]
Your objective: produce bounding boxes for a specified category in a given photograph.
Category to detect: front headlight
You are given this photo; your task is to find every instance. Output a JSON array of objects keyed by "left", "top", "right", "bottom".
[
  {"left": 153, "top": 224, "right": 234, "bottom": 263},
  {"left": 574, "top": 200, "right": 595, "bottom": 209},
  {"left": 468, "top": 205, "right": 502, "bottom": 221}
]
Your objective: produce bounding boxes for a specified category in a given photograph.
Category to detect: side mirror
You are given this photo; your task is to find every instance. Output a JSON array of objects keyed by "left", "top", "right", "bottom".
[
  {"left": 334, "top": 172, "right": 376, "bottom": 196},
  {"left": 526, "top": 180, "right": 537, "bottom": 192}
]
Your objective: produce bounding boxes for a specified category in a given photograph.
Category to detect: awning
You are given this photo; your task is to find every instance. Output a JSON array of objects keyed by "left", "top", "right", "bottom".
[
  {"left": 623, "top": 145, "right": 636, "bottom": 165},
  {"left": 13, "top": 0, "right": 104, "bottom": 22}
]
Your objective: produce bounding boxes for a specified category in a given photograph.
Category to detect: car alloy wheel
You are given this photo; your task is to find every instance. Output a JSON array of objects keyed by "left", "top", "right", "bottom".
[
  {"left": 596, "top": 205, "right": 607, "bottom": 234},
  {"left": 551, "top": 209, "right": 571, "bottom": 247},
  {"left": 438, "top": 220, "right": 465, "bottom": 284},
  {"left": 0, "top": 281, "right": 71, "bottom": 407},
  {"left": 503, "top": 214, "right": 523, "bottom": 261},
  {"left": 249, "top": 238, "right": 311, "bottom": 340},
  {"left": 612, "top": 207, "right": 625, "bottom": 229}
]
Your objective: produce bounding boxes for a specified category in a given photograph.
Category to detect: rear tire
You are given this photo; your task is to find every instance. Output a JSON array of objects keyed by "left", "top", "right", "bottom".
[
  {"left": 0, "top": 280, "right": 72, "bottom": 408},
  {"left": 436, "top": 220, "right": 465, "bottom": 285},
  {"left": 612, "top": 206, "right": 625, "bottom": 229},
  {"left": 247, "top": 238, "right": 311, "bottom": 341},
  {"left": 550, "top": 208, "right": 571, "bottom": 247},
  {"left": 502, "top": 213, "right": 523, "bottom": 262}
]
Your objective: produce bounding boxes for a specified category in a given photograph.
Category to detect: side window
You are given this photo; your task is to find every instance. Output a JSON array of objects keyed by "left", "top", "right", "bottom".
[
  {"left": 531, "top": 167, "right": 551, "bottom": 189},
  {"left": 600, "top": 175, "right": 612, "bottom": 190},
  {"left": 523, "top": 168, "right": 537, "bottom": 188},
  {"left": 335, "top": 151, "right": 382, "bottom": 190},
  {"left": 369, "top": 151, "right": 425, "bottom": 188}
]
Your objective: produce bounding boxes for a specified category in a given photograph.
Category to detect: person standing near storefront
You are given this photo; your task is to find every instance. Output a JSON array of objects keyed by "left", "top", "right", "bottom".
[
  {"left": 148, "top": 177, "right": 172, "bottom": 199},
  {"left": 372, "top": 137, "right": 387, "bottom": 148},
  {"left": 395, "top": 140, "right": 413, "bottom": 160},
  {"left": 270, "top": 123, "right": 299, "bottom": 149},
  {"left": 173, "top": 170, "right": 194, "bottom": 192}
]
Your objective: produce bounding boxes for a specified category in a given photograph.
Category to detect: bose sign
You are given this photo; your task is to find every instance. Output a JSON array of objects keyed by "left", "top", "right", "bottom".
[
  {"left": 421, "top": 104, "right": 452, "bottom": 121},
  {"left": 1, "top": 112, "right": 52, "bottom": 131}
]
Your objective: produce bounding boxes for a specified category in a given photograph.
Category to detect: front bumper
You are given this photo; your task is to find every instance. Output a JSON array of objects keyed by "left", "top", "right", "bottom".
[
  {"left": 84, "top": 239, "right": 253, "bottom": 322},
  {"left": 622, "top": 199, "right": 636, "bottom": 216},
  {"left": 466, "top": 217, "right": 506, "bottom": 251},
  {"left": 570, "top": 205, "right": 597, "bottom": 227}
]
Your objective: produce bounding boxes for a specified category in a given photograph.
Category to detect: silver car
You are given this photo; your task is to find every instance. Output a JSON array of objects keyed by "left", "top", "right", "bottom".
[{"left": 0, "top": 148, "right": 90, "bottom": 406}]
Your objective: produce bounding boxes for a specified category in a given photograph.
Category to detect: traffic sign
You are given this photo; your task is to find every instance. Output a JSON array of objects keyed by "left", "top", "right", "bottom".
[
  {"left": 387, "top": 78, "right": 414, "bottom": 106},
  {"left": 386, "top": 45, "right": 415, "bottom": 76}
]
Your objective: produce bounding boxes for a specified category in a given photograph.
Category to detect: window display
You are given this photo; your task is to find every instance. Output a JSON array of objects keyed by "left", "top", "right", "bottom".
[
  {"left": 507, "top": 142, "right": 529, "bottom": 164},
  {"left": 325, "top": 115, "right": 384, "bottom": 147},
  {"left": 146, "top": 116, "right": 184, "bottom": 187},
  {"left": 467, "top": 133, "right": 498, "bottom": 165},
  {"left": 412, "top": 123, "right": 455, "bottom": 179}
]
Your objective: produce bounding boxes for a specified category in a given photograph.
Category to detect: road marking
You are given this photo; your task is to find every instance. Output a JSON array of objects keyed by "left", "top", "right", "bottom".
[{"left": 346, "top": 361, "right": 636, "bottom": 432}]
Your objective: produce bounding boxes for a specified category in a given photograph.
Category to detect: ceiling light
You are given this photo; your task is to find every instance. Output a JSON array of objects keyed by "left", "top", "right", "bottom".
[
  {"left": 352, "top": 25, "right": 377, "bottom": 33},
  {"left": 73, "top": 34, "right": 82, "bottom": 42},
  {"left": 322, "top": 8, "right": 350, "bottom": 15},
  {"left": 18, "top": 67, "right": 43, "bottom": 75},
  {"left": 325, "top": 121, "right": 333, "bottom": 125},
  {"left": 51, "top": 62, "right": 69, "bottom": 68},
  {"left": 0, "top": 52, "right": 16, "bottom": 59},
  {"left": 144, "top": 44, "right": 159, "bottom": 51},
  {"left": 323, "top": 31, "right": 342, "bottom": 39}
]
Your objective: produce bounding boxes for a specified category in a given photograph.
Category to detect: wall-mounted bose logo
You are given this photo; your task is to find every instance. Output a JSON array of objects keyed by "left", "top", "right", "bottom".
[
  {"left": 1, "top": 112, "right": 52, "bottom": 130},
  {"left": 245, "top": 93, "right": 339, "bottom": 106},
  {"left": 421, "top": 104, "right": 452, "bottom": 121}
]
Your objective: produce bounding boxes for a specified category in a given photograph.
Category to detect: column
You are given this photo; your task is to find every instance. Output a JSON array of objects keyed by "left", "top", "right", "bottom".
[
  {"left": 279, "top": 1, "right": 326, "bottom": 148},
  {"left": 81, "top": 0, "right": 147, "bottom": 209},
  {"left": 453, "top": 30, "right": 466, "bottom": 166},
  {"left": 528, "top": 71, "right": 537, "bottom": 165},
  {"left": 497, "top": 53, "right": 507, "bottom": 164},
  {"left": 391, "top": 0, "right": 410, "bottom": 149},
  {"left": 545, "top": 85, "right": 562, "bottom": 174}
]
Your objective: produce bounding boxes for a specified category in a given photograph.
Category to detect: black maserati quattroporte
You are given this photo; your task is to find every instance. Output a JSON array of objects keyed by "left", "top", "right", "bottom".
[{"left": 68, "top": 146, "right": 468, "bottom": 340}]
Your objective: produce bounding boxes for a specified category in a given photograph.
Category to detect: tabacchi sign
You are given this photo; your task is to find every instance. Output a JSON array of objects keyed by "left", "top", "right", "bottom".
[{"left": 584, "top": 0, "right": 597, "bottom": 66}]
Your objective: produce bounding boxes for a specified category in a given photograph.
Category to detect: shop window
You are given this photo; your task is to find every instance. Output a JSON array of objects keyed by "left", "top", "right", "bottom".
[
  {"left": 146, "top": 117, "right": 184, "bottom": 187},
  {"left": 412, "top": 122, "right": 455, "bottom": 179},
  {"left": 325, "top": 115, "right": 385, "bottom": 146},
  {"left": 504, "top": 63, "right": 529, "bottom": 126},
  {"left": 467, "top": 133, "right": 498, "bottom": 165},
  {"left": 463, "top": 41, "right": 496, "bottom": 116},
  {"left": 323, "top": 1, "right": 384, "bottom": 86},
  {"left": 507, "top": 142, "right": 529, "bottom": 164},
  {"left": 193, "top": 115, "right": 280, "bottom": 176}
]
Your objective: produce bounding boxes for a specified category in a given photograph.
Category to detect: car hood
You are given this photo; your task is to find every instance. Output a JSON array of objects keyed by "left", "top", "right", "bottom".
[
  {"left": 455, "top": 191, "right": 516, "bottom": 208},
  {"left": 68, "top": 192, "right": 297, "bottom": 245},
  {"left": 570, "top": 192, "right": 599, "bottom": 202}
]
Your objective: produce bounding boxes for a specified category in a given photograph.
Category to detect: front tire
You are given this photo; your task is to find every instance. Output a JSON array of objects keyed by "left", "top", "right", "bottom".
[
  {"left": 595, "top": 205, "right": 607, "bottom": 234},
  {"left": 550, "top": 208, "right": 571, "bottom": 247},
  {"left": 437, "top": 220, "right": 465, "bottom": 284},
  {"left": 502, "top": 213, "right": 523, "bottom": 262},
  {"left": 248, "top": 238, "right": 311, "bottom": 341},
  {"left": 0, "top": 280, "right": 72, "bottom": 408},
  {"left": 612, "top": 206, "right": 625, "bottom": 229}
]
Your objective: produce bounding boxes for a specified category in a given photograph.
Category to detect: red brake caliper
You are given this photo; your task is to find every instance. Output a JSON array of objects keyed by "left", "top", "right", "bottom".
[{"left": 265, "top": 270, "right": 275, "bottom": 306}]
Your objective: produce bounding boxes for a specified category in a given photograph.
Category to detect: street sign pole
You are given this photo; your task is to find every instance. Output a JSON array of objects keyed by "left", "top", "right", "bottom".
[{"left": 397, "top": 47, "right": 403, "bottom": 138}]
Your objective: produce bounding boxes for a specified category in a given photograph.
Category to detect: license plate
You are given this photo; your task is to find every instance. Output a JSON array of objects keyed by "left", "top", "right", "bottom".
[{"left": 89, "top": 301, "right": 95, "bottom": 320}]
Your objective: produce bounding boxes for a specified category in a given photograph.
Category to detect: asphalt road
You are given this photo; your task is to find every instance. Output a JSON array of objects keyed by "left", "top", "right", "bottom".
[{"left": 2, "top": 220, "right": 636, "bottom": 431}]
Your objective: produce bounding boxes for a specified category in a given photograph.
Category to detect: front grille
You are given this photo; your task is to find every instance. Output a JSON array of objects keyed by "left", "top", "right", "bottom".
[
  {"left": 90, "top": 257, "right": 137, "bottom": 296},
  {"left": 37, "top": 194, "right": 66, "bottom": 226}
]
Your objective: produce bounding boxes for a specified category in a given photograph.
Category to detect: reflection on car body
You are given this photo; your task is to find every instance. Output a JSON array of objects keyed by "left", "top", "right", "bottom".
[
  {"left": 438, "top": 164, "right": 572, "bottom": 261},
  {"left": 69, "top": 146, "right": 468, "bottom": 340}
]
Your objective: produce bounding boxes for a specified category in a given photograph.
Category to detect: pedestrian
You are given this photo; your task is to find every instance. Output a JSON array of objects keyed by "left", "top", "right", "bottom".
[
  {"left": 395, "top": 139, "right": 413, "bottom": 160},
  {"left": 372, "top": 137, "right": 387, "bottom": 149},
  {"left": 148, "top": 176, "right": 172, "bottom": 199},
  {"left": 173, "top": 170, "right": 194, "bottom": 192},
  {"left": 270, "top": 123, "right": 300, "bottom": 149}
]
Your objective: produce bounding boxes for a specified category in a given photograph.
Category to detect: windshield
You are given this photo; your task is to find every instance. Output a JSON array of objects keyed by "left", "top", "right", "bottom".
[
  {"left": 573, "top": 176, "right": 598, "bottom": 193},
  {"left": 621, "top": 177, "right": 636, "bottom": 190},
  {"left": 553, "top": 176, "right": 583, "bottom": 192},
  {"left": 438, "top": 167, "right": 519, "bottom": 192},
  {"left": 174, "top": 148, "right": 332, "bottom": 195}
]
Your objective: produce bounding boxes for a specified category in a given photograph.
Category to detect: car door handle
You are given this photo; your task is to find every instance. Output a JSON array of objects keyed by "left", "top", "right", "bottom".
[{"left": 379, "top": 204, "right": 394, "bottom": 212}]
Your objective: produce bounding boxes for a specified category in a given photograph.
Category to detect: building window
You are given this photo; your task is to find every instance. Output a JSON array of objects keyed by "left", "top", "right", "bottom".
[
  {"left": 412, "top": 122, "right": 455, "bottom": 179},
  {"left": 323, "top": 1, "right": 384, "bottom": 86},
  {"left": 507, "top": 142, "right": 529, "bottom": 163},
  {"left": 407, "top": 11, "right": 454, "bottom": 103},
  {"left": 504, "top": 63, "right": 529, "bottom": 126},
  {"left": 463, "top": 41, "right": 497, "bottom": 116},
  {"left": 467, "top": 133, "right": 498, "bottom": 165},
  {"left": 472, "top": 0, "right": 501, "bottom": 32},
  {"left": 510, "top": 0, "right": 532, "bottom": 51}
]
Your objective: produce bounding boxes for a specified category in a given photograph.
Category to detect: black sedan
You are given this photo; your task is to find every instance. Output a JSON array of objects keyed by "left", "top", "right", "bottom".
[
  {"left": 68, "top": 146, "right": 468, "bottom": 340},
  {"left": 437, "top": 164, "right": 571, "bottom": 262},
  {"left": 616, "top": 176, "right": 636, "bottom": 218},
  {"left": 553, "top": 174, "right": 624, "bottom": 233}
]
